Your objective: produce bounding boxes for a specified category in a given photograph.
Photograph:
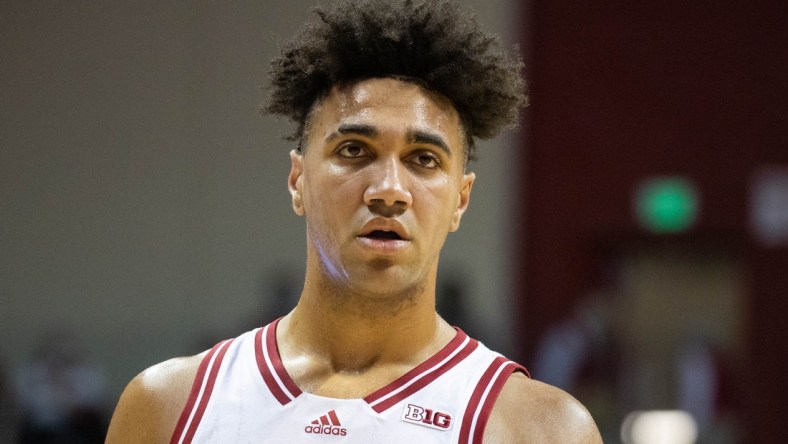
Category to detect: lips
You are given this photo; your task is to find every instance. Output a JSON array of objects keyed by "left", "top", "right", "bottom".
[
  {"left": 358, "top": 218, "right": 410, "bottom": 241},
  {"left": 357, "top": 219, "right": 410, "bottom": 254}
]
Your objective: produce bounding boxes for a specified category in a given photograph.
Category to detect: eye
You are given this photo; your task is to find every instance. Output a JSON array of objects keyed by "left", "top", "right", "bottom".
[
  {"left": 336, "top": 142, "right": 368, "bottom": 159},
  {"left": 408, "top": 152, "right": 441, "bottom": 169}
]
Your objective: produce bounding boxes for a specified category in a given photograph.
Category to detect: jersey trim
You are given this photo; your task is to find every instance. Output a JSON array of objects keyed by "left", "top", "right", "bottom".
[
  {"left": 458, "top": 356, "right": 528, "bottom": 444},
  {"left": 365, "top": 329, "right": 479, "bottom": 413},
  {"left": 170, "top": 338, "right": 235, "bottom": 444},
  {"left": 255, "top": 320, "right": 480, "bottom": 413},
  {"left": 255, "top": 319, "right": 302, "bottom": 405}
]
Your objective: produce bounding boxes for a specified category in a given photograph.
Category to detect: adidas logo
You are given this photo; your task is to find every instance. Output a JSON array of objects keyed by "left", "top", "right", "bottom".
[{"left": 304, "top": 410, "right": 348, "bottom": 436}]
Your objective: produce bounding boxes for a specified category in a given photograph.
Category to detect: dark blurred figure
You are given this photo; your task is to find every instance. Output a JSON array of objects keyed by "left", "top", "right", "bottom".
[
  {"left": 238, "top": 268, "right": 301, "bottom": 333},
  {"left": 190, "top": 269, "right": 302, "bottom": 354},
  {"left": 531, "top": 291, "right": 621, "bottom": 441},
  {"left": 435, "top": 269, "right": 471, "bottom": 333},
  {"left": 1, "top": 357, "right": 19, "bottom": 443},
  {"left": 14, "top": 330, "right": 107, "bottom": 444},
  {"left": 675, "top": 332, "right": 744, "bottom": 444}
]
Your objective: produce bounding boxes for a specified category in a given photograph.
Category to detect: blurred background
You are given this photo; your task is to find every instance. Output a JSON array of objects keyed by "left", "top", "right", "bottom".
[{"left": 1, "top": 1, "right": 786, "bottom": 443}]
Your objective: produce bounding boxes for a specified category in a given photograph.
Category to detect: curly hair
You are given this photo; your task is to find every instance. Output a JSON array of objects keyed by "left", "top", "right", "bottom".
[{"left": 263, "top": 0, "right": 527, "bottom": 161}]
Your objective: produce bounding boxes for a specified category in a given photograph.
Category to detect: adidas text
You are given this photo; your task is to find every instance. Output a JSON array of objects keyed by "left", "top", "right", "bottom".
[{"left": 304, "top": 425, "right": 347, "bottom": 436}]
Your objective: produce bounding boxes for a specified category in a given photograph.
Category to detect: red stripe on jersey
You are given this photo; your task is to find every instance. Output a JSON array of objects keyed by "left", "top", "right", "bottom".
[
  {"left": 365, "top": 329, "right": 478, "bottom": 413},
  {"left": 265, "top": 319, "right": 302, "bottom": 398},
  {"left": 458, "top": 356, "right": 506, "bottom": 444},
  {"left": 458, "top": 357, "right": 528, "bottom": 444},
  {"left": 170, "top": 339, "right": 234, "bottom": 444},
  {"left": 254, "top": 326, "right": 289, "bottom": 404},
  {"left": 254, "top": 324, "right": 296, "bottom": 405},
  {"left": 170, "top": 344, "right": 220, "bottom": 444},
  {"left": 328, "top": 409, "right": 341, "bottom": 426},
  {"left": 254, "top": 319, "right": 302, "bottom": 405},
  {"left": 472, "top": 360, "right": 527, "bottom": 443}
]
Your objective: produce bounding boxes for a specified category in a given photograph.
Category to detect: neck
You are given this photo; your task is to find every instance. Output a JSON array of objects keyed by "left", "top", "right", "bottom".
[{"left": 281, "top": 265, "right": 450, "bottom": 373}]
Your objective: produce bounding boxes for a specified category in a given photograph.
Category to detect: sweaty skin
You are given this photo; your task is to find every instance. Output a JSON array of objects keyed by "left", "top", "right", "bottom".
[{"left": 106, "top": 78, "right": 602, "bottom": 443}]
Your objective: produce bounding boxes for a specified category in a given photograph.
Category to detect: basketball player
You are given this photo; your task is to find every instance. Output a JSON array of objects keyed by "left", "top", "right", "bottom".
[{"left": 106, "top": 0, "right": 602, "bottom": 442}]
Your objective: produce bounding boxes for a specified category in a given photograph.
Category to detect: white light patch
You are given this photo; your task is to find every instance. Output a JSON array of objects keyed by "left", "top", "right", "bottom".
[
  {"left": 750, "top": 166, "right": 788, "bottom": 246},
  {"left": 621, "top": 410, "right": 698, "bottom": 444}
]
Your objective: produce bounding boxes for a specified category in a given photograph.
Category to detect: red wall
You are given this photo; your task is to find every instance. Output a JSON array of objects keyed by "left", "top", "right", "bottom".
[{"left": 520, "top": 1, "right": 788, "bottom": 441}]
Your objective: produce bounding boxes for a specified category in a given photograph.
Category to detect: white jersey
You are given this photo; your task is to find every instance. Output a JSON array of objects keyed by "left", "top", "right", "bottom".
[{"left": 171, "top": 319, "right": 527, "bottom": 444}]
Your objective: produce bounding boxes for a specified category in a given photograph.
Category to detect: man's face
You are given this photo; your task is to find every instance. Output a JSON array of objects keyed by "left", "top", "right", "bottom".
[{"left": 288, "top": 77, "right": 475, "bottom": 297}]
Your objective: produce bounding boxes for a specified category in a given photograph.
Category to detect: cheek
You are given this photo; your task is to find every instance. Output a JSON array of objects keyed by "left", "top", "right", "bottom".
[
  {"left": 413, "top": 180, "right": 459, "bottom": 227},
  {"left": 303, "top": 169, "right": 362, "bottom": 219}
]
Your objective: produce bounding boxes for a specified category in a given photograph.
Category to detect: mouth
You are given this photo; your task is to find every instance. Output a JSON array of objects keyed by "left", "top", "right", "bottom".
[
  {"left": 356, "top": 225, "right": 410, "bottom": 255},
  {"left": 362, "top": 230, "right": 403, "bottom": 241}
]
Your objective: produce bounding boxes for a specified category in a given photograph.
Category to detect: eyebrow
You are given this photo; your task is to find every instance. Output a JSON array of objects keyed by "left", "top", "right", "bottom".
[
  {"left": 408, "top": 130, "right": 451, "bottom": 156},
  {"left": 325, "top": 124, "right": 378, "bottom": 142},
  {"left": 325, "top": 124, "right": 452, "bottom": 156}
]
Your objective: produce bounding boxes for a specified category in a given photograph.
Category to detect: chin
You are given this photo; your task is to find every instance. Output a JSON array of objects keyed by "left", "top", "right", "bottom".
[{"left": 348, "top": 266, "right": 423, "bottom": 297}]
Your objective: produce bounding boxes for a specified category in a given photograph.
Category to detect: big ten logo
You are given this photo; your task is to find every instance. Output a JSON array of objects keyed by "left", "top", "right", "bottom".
[{"left": 401, "top": 404, "right": 452, "bottom": 430}]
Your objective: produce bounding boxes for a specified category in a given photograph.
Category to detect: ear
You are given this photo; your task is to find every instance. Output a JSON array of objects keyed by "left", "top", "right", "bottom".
[
  {"left": 288, "top": 149, "right": 305, "bottom": 216},
  {"left": 449, "top": 171, "right": 475, "bottom": 232}
]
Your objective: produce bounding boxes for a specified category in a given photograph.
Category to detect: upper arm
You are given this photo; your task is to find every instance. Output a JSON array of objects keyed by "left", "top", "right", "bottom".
[
  {"left": 483, "top": 373, "right": 603, "bottom": 443},
  {"left": 106, "top": 354, "right": 203, "bottom": 444}
]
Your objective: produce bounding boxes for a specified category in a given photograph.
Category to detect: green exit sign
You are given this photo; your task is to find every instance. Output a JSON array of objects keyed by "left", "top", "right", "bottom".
[{"left": 635, "top": 177, "right": 699, "bottom": 233}]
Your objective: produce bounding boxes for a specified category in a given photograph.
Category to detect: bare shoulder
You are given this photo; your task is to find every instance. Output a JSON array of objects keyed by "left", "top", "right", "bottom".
[
  {"left": 483, "top": 373, "right": 603, "bottom": 443},
  {"left": 106, "top": 352, "right": 206, "bottom": 444}
]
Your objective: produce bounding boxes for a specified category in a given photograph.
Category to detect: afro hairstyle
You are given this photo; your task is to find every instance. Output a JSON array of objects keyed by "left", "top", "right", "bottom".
[{"left": 263, "top": 0, "right": 527, "bottom": 160}]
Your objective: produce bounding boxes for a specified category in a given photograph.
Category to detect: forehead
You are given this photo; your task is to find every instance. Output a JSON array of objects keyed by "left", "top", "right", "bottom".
[{"left": 306, "top": 77, "right": 464, "bottom": 149}]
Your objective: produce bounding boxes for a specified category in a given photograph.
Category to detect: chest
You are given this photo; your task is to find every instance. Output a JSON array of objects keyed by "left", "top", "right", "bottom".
[
  {"left": 171, "top": 325, "right": 519, "bottom": 444},
  {"left": 197, "top": 389, "right": 466, "bottom": 443}
]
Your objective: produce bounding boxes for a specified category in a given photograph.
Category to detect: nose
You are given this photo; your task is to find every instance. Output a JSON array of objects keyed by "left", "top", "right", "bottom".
[{"left": 364, "top": 155, "right": 413, "bottom": 215}]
